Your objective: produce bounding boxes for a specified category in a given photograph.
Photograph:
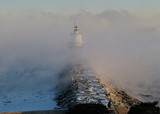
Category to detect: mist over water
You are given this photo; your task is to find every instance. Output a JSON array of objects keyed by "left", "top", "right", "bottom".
[
  {"left": 0, "top": 10, "right": 160, "bottom": 103},
  {"left": 0, "top": 12, "right": 72, "bottom": 94}
]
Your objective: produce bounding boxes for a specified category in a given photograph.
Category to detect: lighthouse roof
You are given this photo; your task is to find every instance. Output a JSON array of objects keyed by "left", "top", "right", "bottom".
[{"left": 74, "top": 25, "right": 79, "bottom": 31}]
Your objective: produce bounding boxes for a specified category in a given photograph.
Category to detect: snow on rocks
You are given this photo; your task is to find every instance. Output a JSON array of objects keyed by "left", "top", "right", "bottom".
[{"left": 55, "top": 64, "right": 109, "bottom": 108}]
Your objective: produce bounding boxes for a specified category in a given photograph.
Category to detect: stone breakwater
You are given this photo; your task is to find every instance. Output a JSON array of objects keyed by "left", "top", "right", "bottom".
[{"left": 55, "top": 64, "right": 140, "bottom": 109}]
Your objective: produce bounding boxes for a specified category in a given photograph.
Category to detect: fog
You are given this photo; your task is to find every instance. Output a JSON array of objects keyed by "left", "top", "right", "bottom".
[
  {"left": 0, "top": 10, "right": 160, "bottom": 101},
  {"left": 0, "top": 11, "right": 73, "bottom": 94},
  {"left": 76, "top": 10, "right": 160, "bottom": 100}
]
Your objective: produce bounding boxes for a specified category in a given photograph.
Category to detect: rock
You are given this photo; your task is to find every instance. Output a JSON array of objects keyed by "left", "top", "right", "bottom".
[
  {"left": 128, "top": 101, "right": 160, "bottom": 114},
  {"left": 67, "top": 104, "right": 109, "bottom": 114}
]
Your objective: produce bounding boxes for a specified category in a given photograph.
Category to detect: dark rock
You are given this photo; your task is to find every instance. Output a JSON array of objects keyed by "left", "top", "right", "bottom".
[
  {"left": 128, "top": 101, "right": 160, "bottom": 114},
  {"left": 67, "top": 104, "right": 109, "bottom": 114}
]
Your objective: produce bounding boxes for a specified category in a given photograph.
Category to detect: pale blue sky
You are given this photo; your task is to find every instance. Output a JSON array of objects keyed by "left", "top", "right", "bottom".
[{"left": 0, "top": 0, "right": 160, "bottom": 16}]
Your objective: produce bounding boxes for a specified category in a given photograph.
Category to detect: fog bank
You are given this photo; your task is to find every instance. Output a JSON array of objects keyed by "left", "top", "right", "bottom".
[{"left": 0, "top": 10, "right": 160, "bottom": 100}]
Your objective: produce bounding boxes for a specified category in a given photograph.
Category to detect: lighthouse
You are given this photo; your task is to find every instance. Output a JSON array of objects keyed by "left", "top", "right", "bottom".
[{"left": 71, "top": 25, "right": 83, "bottom": 48}]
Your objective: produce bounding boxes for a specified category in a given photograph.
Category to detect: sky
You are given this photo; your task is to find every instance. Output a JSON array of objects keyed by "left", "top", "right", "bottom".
[{"left": 0, "top": 0, "right": 160, "bottom": 17}]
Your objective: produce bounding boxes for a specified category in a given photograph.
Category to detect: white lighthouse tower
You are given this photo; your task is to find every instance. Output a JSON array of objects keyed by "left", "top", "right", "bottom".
[{"left": 71, "top": 25, "right": 83, "bottom": 48}]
